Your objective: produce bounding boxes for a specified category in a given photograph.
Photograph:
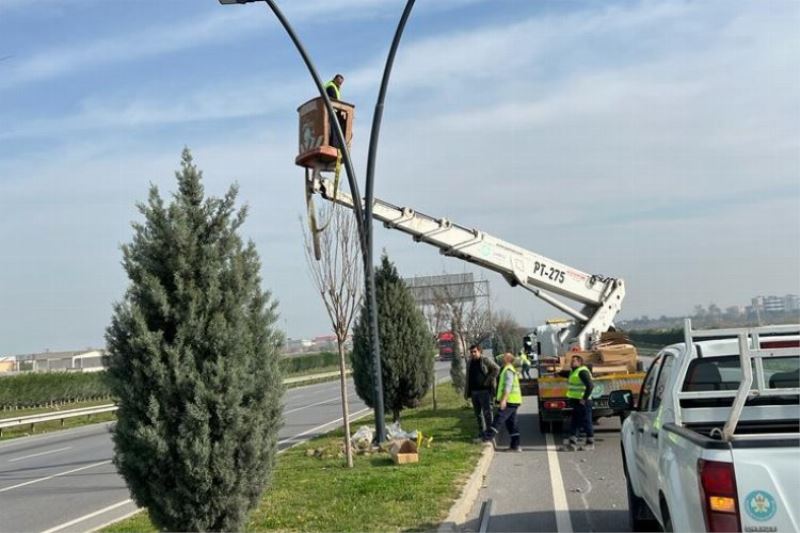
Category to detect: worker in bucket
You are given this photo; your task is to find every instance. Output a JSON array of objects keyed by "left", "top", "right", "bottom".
[
  {"left": 465, "top": 343, "right": 500, "bottom": 442},
  {"left": 560, "top": 354, "right": 595, "bottom": 451},
  {"left": 324, "top": 74, "right": 347, "bottom": 150},
  {"left": 324, "top": 74, "right": 344, "bottom": 100},
  {"left": 483, "top": 352, "right": 523, "bottom": 451}
]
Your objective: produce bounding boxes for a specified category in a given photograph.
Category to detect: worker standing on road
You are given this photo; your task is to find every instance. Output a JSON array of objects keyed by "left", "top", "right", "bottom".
[
  {"left": 519, "top": 350, "right": 532, "bottom": 380},
  {"left": 562, "top": 354, "right": 595, "bottom": 451},
  {"left": 483, "top": 352, "right": 523, "bottom": 451},
  {"left": 465, "top": 344, "right": 500, "bottom": 442}
]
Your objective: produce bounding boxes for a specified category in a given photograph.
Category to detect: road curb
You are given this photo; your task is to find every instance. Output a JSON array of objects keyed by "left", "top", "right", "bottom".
[{"left": 437, "top": 442, "right": 495, "bottom": 532}]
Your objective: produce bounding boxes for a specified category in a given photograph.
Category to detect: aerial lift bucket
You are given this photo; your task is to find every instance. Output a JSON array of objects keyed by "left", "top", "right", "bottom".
[
  {"left": 296, "top": 97, "right": 355, "bottom": 261},
  {"left": 296, "top": 96, "right": 354, "bottom": 170}
]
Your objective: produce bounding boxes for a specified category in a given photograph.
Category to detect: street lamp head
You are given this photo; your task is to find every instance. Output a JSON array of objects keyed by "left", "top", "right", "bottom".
[{"left": 218, "top": 0, "right": 258, "bottom": 4}]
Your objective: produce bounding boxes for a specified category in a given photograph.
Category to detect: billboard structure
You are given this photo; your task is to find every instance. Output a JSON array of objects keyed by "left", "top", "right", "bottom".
[
  {"left": 403, "top": 273, "right": 492, "bottom": 359},
  {"left": 403, "top": 272, "right": 489, "bottom": 306}
]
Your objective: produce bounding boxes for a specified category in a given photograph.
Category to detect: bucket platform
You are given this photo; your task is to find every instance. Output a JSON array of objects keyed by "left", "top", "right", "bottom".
[{"left": 296, "top": 96, "right": 354, "bottom": 170}]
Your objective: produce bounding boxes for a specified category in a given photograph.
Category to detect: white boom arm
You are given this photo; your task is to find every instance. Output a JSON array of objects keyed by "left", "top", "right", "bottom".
[{"left": 309, "top": 175, "right": 625, "bottom": 350}]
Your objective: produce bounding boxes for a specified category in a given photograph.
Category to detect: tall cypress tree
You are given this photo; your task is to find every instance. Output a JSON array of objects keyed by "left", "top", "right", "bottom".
[
  {"left": 449, "top": 321, "right": 466, "bottom": 395},
  {"left": 105, "top": 149, "right": 283, "bottom": 532},
  {"left": 351, "top": 253, "right": 434, "bottom": 422}
]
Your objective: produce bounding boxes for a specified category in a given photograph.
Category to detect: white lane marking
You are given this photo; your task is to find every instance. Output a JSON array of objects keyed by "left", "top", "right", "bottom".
[
  {"left": 0, "top": 460, "right": 111, "bottom": 493},
  {"left": 87, "top": 508, "right": 142, "bottom": 533},
  {"left": 277, "top": 407, "right": 371, "bottom": 449},
  {"left": 545, "top": 432, "right": 574, "bottom": 533},
  {"left": 0, "top": 422, "right": 113, "bottom": 451},
  {"left": 40, "top": 498, "right": 133, "bottom": 533},
  {"left": 7, "top": 446, "right": 72, "bottom": 463},
  {"left": 282, "top": 393, "right": 359, "bottom": 416}
]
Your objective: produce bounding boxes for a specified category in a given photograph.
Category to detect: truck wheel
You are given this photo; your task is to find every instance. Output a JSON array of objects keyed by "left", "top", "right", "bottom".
[
  {"left": 626, "top": 471, "right": 658, "bottom": 531},
  {"left": 538, "top": 415, "right": 549, "bottom": 434}
]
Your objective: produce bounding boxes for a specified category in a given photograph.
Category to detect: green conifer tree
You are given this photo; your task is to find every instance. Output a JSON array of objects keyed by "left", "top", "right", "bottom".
[
  {"left": 351, "top": 254, "right": 434, "bottom": 422},
  {"left": 105, "top": 149, "right": 283, "bottom": 532},
  {"left": 449, "top": 321, "right": 466, "bottom": 395}
]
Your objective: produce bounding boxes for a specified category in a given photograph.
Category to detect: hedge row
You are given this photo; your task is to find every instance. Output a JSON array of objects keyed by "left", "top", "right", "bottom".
[
  {"left": 279, "top": 351, "right": 342, "bottom": 374},
  {"left": 0, "top": 352, "right": 346, "bottom": 410},
  {"left": 0, "top": 372, "right": 112, "bottom": 410},
  {"left": 628, "top": 328, "right": 683, "bottom": 347}
]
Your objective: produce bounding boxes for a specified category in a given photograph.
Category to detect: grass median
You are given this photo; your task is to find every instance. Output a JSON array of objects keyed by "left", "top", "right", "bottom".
[{"left": 103, "top": 385, "right": 483, "bottom": 532}]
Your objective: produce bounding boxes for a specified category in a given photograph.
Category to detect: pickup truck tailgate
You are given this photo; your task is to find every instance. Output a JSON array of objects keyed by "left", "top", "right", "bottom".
[{"left": 733, "top": 445, "right": 800, "bottom": 531}]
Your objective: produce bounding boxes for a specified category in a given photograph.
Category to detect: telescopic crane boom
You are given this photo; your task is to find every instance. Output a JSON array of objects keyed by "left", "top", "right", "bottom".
[
  {"left": 295, "top": 95, "right": 625, "bottom": 354},
  {"left": 307, "top": 175, "right": 625, "bottom": 352}
]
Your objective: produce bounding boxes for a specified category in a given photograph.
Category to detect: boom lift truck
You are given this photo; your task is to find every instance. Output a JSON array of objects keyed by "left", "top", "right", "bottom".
[{"left": 295, "top": 97, "right": 643, "bottom": 431}]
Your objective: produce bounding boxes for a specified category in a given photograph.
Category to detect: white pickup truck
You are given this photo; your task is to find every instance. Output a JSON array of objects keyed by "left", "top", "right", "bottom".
[{"left": 609, "top": 320, "right": 799, "bottom": 532}]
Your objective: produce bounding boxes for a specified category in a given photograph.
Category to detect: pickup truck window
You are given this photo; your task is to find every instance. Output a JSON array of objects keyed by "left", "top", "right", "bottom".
[
  {"left": 681, "top": 356, "right": 799, "bottom": 408},
  {"left": 652, "top": 355, "right": 675, "bottom": 411},
  {"left": 637, "top": 355, "right": 662, "bottom": 411}
]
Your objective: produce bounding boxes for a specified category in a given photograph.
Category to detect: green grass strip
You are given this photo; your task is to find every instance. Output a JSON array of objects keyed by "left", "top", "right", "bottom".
[{"left": 103, "top": 385, "right": 482, "bottom": 532}]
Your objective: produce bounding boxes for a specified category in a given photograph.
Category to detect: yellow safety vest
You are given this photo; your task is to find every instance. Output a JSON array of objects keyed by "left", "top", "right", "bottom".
[
  {"left": 566, "top": 365, "right": 591, "bottom": 400},
  {"left": 497, "top": 364, "right": 522, "bottom": 404},
  {"left": 324, "top": 80, "right": 341, "bottom": 100},
  {"left": 519, "top": 353, "right": 530, "bottom": 365}
]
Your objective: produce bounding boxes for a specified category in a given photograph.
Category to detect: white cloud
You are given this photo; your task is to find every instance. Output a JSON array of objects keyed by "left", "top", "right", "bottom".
[
  {"left": 0, "top": 0, "right": 483, "bottom": 92},
  {"left": 1, "top": 0, "right": 798, "bottom": 352}
]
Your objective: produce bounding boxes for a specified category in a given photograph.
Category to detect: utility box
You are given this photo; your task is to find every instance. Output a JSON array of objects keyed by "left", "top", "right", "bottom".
[{"left": 296, "top": 96, "right": 355, "bottom": 169}]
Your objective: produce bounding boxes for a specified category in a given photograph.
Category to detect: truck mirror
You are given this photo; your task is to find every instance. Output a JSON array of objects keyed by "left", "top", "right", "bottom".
[{"left": 609, "top": 389, "right": 634, "bottom": 411}]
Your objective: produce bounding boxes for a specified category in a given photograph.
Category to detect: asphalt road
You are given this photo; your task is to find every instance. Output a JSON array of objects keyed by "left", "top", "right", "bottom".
[
  {"left": 0, "top": 362, "right": 451, "bottom": 533},
  {"left": 463, "top": 356, "right": 656, "bottom": 533}
]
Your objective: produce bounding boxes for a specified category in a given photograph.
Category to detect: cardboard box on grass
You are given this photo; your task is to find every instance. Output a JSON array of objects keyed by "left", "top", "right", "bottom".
[{"left": 389, "top": 438, "right": 419, "bottom": 464}]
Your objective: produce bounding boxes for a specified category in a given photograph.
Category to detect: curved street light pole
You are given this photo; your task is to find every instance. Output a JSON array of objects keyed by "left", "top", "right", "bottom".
[
  {"left": 261, "top": 0, "right": 365, "bottom": 244},
  {"left": 260, "top": 0, "right": 389, "bottom": 442},
  {"left": 362, "top": 0, "right": 416, "bottom": 440},
  {"left": 221, "top": 0, "right": 417, "bottom": 443}
]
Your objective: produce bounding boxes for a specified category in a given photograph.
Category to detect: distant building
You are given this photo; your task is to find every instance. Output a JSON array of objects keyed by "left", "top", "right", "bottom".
[
  {"left": 764, "top": 296, "right": 785, "bottom": 313},
  {"left": 312, "top": 335, "right": 337, "bottom": 346},
  {"left": 285, "top": 338, "right": 314, "bottom": 353},
  {"left": 13, "top": 349, "right": 106, "bottom": 373},
  {"left": 0, "top": 356, "right": 16, "bottom": 373},
  {"left": 750, "top": 294, "right": 799, "bottom": 314}
]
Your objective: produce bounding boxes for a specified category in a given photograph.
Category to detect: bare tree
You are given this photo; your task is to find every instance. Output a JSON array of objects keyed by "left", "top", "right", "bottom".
[
  {"left": 420, "top": 296, "right": 449, "bottom": 410},
  {"left": 429, "top": 283, "right": 494, "bottom": 393},
  {"left": 493, "top": 310, "right": 526, "bottom": 355},
  {"left": 302, "top": 202, "right": 362, "bottom": 467}
]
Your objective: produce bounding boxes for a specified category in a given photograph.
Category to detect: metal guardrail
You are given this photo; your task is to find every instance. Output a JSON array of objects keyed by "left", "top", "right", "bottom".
[
  {"left": 0, "top": 365, "right": 447, "bottom": 436},
  {"left": 0, "top": 404, "right": 118, "bottom": 436},
  {"left": 0, "top": 367, "right": 363, "bottom": 436}
]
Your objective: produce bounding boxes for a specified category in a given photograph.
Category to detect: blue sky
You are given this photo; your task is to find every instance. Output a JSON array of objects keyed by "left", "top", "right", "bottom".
[{"left": 1, "top": 0, "right": 798, "bottom": 354}]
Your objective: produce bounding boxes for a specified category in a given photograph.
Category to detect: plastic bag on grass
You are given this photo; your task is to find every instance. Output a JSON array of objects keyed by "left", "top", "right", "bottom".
[
  {"left": 386, "top": 421, "right": 418, "bottom": 441},
  {"left": 351, "top": 425, "right": 374, "bottom": 451}
]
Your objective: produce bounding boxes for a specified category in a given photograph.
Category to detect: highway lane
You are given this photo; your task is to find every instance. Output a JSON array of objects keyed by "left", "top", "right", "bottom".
[
  {"left": 0, "top": 362, "right": 451, "bottom": 533},
  {"left": 463, "top": 405, "right": 631, "bottom": 533},
  {"left": 462, "top": 355, "right": 656, "bottom": 533}
]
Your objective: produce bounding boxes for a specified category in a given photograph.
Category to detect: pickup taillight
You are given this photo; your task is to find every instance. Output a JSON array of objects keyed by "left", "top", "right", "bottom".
[
  {"left": 698, "top": 459, "right": 741, "bottom": 532},
  {"left": 543, "top": 400, "right": 567, "bottom": 410}
]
